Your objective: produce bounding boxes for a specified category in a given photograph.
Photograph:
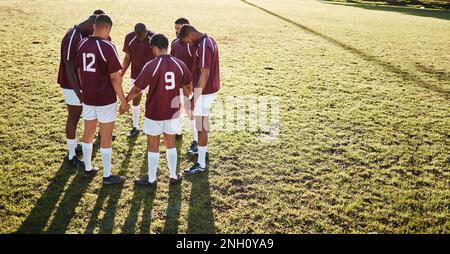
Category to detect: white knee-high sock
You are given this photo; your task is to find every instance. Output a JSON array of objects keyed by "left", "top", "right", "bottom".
[
  {"left": 197, "top": 146, "right": 207, "bottom": 168},
  {"left": 190, "top": 120, "right": 198, "bottom": 142},
  {"left": 148, "top": 152, "right": 160, "bottom": 183},
  {"left": 67, "top": 138, "right": 77, "bottom": 160},
  {"left": 166, "top": 148, "right": 178, "bottom": 179},
  {"left": 132, "top": 105, "right": 140, "bottom": 129},
  {"left": 82, "top": 142, "right": 93, "bottom": 171},
  {"left": 100, "top": 147, "right": 112, "bottom": 178}
]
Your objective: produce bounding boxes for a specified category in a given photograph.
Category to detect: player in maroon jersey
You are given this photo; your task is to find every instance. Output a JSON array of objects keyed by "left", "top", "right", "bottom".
[
  {"left": 170, "top": 18, "right": 198, "bottom": 155},
  {"left": 57, "top": 15, "right": 97, "bottom": 169},
  {"left": 91, "top": 10, "right": 114, "bottom": 140},
  {"left": 77, "top": 14, "right": 128, "bottom": 185},
  {"left": 121, "top": 23, "right": 155, "bottom": 138},
  {"left": 171, "top": 18, "right": 195, "bottom": 72},
  {"left": 179, "top": 25, "right": 220, "bottom": 175},
  {"left": 126, "top": 34, "right": 192, "bottom": 187}
]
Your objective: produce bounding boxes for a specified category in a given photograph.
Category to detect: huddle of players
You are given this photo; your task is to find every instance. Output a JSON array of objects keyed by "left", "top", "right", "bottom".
[{"left": 57, "top": 10, "right": 220, "bottom": 187}]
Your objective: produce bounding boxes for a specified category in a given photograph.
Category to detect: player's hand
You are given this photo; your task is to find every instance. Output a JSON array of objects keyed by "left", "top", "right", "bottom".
[
  {"left": 75, "top": 92, "right": 83, "bottom": 104},
  {"left": 119, "top": 102, "right": 129, "bottom": 115}
]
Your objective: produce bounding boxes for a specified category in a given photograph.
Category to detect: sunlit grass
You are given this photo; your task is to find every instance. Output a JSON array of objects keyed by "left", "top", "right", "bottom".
[{"left": 0, "top": 0, "right": 449, "bottom": 233}]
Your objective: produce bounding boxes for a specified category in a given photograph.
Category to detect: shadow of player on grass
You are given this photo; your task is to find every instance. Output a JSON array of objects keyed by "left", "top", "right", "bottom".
[
  {"left": 185, "top": 151, "right": 216, "bottom": 234},
  {"left": 16, "top": 138, "right": 102, "bottom": 234},
  {"left": 83, "top": 138, "right": 136, "bottom": 233},
  {"left": 120, "top": 154, "right": 157, "bottom": 234}
]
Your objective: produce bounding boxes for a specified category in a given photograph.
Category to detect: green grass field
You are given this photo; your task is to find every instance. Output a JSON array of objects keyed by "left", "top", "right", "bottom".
[{"left": 0, "top": 0, "right": 449, "bottom": 234}]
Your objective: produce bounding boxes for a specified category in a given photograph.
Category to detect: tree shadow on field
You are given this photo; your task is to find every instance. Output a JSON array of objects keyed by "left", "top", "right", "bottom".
[
  {"left": 16, "top": 159, "right": 79, "bottom": 233},
  {"left": 121, "top": 155, "right": 156, "bottom": 234},
  {"left": 241, "top": 0, "right": 450, "bottom": 99},
  {"left": 84, "top": 138, "right": 136, "bottom": 234},
  {"left": 186, "top": 171, "right": 216, "bottom": 234},
  {"left": 322, "top": 0, "right": 450, "bottom": 21}
]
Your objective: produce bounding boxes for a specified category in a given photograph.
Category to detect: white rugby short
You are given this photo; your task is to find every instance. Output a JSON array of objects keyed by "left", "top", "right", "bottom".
[
  {"left": 143, "top": 117, "right": 181, "bottom": 136},
  {"left": 194, "top": 93, "right": 217, "bottom": 117},
  {"left": 63, "top": 89, "right": 82, "bottom": 106},
  {"left": 130, "top": 78, "right": 149, "bottom": 94},
  {"left": 82, "top": 102, "right": 117, "bottom": 123}
]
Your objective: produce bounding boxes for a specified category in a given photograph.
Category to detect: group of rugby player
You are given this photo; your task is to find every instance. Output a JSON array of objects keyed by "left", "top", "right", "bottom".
[{"left": 57, "top": 10, "right": 220, "bottom": 187}]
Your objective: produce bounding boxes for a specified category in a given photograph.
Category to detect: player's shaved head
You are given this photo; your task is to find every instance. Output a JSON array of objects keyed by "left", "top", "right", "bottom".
[
  {"left": 175, "top": 18, "right": 189, "bottom": 25},
  {"left": 95, "top": 14, "right": 113, "bottom": 27},
  {"left": 179, "top": 24, "right": 202, "bottom": 44},
  {"left": 134, "top": 23, "right": 147, "bottom": 35},
  {"left": 93, "top": 9, "right": 105, "bottom": 15},
  {"left": 179, "top": 24, "right": 197, "bottom": 39},
  {"left": 87, "top": 15, "right": 97, "bottom": 24},
  {"left": 135, "top": 23, "right": 148, "bottom": 42},
  {"left": 93, "top": 14, "right": 113, "bottom": 40},
  {"left": 78, "top": 15, "right": 97, "bottom": 36},
  {"left": 150, "top": 34, "right": 169, "bottom": 50},
  {"left": 175, "top": 18, "right": 190, "bottom": 39}
]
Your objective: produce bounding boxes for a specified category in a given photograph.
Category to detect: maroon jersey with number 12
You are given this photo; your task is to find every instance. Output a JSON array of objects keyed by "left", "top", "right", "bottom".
[
  {"left": 77, "top": 37, "right": 122, "bottom": 106},
  {"left": 134, "top": 55, "right": 192, "bottom": 121}
]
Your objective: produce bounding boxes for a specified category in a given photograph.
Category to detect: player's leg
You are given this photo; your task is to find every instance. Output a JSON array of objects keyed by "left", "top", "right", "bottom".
[
  {"left": 175, "top": 88, "right": 184, "bottom": 149},
  {"left": 63, "top": 87, "right": 84, "bottom": 167},
  {"left": 185, "top": 116, "right": 209, "bottom": 175},
  {"left": 134, "top": 118, "right": 162, "bottom": 187},
  {"left": 66, "top": 104, "right": 84, "bottom": 167},
  {"left": 97, "top": 103, "right": 125, "bottom": 185},
  {"left": 82, "top": 116, "right": 99, "bottom": 178},
  {"left": 165, "top": 133, "right": 182, "bottom": 185},
  {"left": 165, "top": 117, "right": 183, "bottom": 185},
  {"left": 185, "top": 93, "right": 216, "bottom": 175},
  {"left": 187, "top": 107, "right": 198, "bottom": 155},
  {"left": 128, "top": 79, "right": 141, "bottom": 138},
  {"left": 134, "top": 135, "right": 159, "bottom": 187},
  {"left": 197, "top": 115, "right": 210, "bottom": 167}
]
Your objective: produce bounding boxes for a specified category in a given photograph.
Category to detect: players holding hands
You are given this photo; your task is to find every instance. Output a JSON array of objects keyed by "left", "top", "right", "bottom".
[{"left": 59, "top": 11, "right": 218, "bottom": 187}]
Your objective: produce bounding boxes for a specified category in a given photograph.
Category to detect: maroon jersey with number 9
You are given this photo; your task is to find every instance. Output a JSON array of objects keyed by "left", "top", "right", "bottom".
[{"left": 134, "top": 55, "right": 192, "bottom": 121}]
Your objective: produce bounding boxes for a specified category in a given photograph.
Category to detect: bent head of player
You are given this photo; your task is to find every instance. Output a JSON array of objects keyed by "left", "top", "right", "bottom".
[
  {"left": 93, "top": 14, "right": 113, "bottom": 40},
  {"left": 78, "top": 15, "right": 97, "bottom": 37},
  {"left": 178, "top": 24, "right": 203, "bottom": 45},
  {"left": 134, "top": 23, "right": 148, "bottom": 42},
  {"left": 174, "top": 18, "right": 189, "bottom": 39},
  {"left": 93, "top": 9, "right": 105, "bottom": 15},
  {"left": 150, "top": 34, "right": 169, "bottom": 57}
]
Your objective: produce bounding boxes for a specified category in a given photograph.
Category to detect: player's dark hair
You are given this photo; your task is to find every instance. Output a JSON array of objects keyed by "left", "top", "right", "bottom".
[
  {"left": 95, "top": 14, "right": 113, "bottom": 27},
  {"left": 134, "top": 23, "right": 147, "bottom": 35},
  {"left": 93, "top": 9, "right": 105, "bottom": 15},
  {"left": 87, "top": 15, "right": 97, "bottom": 24},
  {"left": 175, "top": 18, "right": 189, "bottom": 25},
  {"left": 150, "top": 34, "right": 169, "bottom": 49},
  {"left": 178, "top": 24, "right": 197, "bottom": 39}
]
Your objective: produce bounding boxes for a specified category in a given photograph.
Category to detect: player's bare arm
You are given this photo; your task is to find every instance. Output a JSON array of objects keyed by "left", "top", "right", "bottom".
[
  {"left": 65, "top": 60, "right": 83, "bottom": 102},
  {"left": 126, "top": 86, "right": 142, "bottom": 103},
  {"left": 183, "top": 81, "right": 193, "bottom": 111},
  {"left": 120, "top": 53, "right": 131, "bottom": 76},
  {"left": 110, "top": 71, "right": 128, "bottom": 114},
  {"left": 194, "top": 68, "right": 210, "bottom": 103}
]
